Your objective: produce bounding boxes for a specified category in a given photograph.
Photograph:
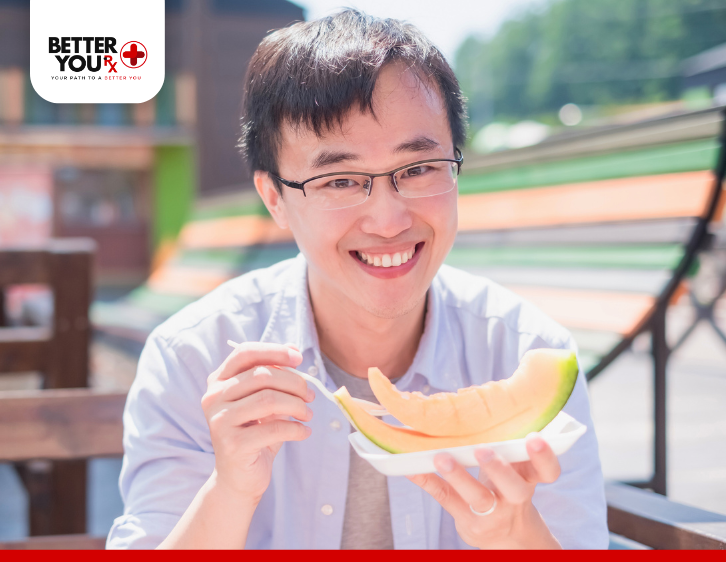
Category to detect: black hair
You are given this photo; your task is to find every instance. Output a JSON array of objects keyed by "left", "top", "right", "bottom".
[{"left": 238, "top": 8, "right": 467, "bottom": 191}]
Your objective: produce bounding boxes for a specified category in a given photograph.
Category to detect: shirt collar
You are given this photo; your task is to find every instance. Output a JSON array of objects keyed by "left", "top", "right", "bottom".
[
  {"left": 270, "top": 252, "right": 462, "bottom": 393},
  {"left": 258, "top": 253, "right": 317, "bottom": 354},
  {"left": 399, "top": 274, "right": 462, "bottom": 393},
  {"left": 292, "top": 254, "right": 320, "bottom": 355}
]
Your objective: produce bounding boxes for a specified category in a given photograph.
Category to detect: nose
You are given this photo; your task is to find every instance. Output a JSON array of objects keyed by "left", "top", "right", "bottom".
[{"left": 358, "top": 175, "right": 413, "bottom": 238}]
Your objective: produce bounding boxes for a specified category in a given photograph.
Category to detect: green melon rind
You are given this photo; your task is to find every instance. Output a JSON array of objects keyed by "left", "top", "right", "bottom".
[
  {"left": 335, "top": 396, "right": 406, "bottom": 454},
  {"left": 336, "top": 352, "right": 579, "bottom": 454},
  {"left": 502, "top": 352, "right": 579, "bottom": 440}
]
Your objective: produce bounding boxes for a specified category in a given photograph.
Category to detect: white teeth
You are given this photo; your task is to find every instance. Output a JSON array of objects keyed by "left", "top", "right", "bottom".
[{"left": 358, "top": 245, "right": 418, "bottom": 267}]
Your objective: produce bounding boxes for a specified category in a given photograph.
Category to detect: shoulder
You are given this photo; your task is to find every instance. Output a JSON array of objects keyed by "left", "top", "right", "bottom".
[
  {"left": 148, "top": 256, "right": 302, "bottom": 363},
  {"left": 434, "top": 264, "right": 572, "bottom": 349}
]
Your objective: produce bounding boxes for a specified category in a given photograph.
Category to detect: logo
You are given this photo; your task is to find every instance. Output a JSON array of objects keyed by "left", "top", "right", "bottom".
[
  {"left": 121, "top": 41, "right": 147, "bottom": 69},
  {"left": 30, "top": 0, "right": 164, "bottom": 103}
]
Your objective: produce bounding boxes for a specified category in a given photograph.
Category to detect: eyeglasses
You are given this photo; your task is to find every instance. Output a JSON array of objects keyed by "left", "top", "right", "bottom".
[{"left": 269, "top": 148, "right": 463, "bottom": 210}]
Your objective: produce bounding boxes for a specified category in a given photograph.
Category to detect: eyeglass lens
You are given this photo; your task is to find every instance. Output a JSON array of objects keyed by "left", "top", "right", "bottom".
[{"left": 302, "top": 161, "right": 458, "bottom": 210}]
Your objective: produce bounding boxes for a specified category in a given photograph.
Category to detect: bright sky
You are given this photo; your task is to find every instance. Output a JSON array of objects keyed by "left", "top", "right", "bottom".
[{"left": 291, "top": 0, "right": 548, "bottom": 64}]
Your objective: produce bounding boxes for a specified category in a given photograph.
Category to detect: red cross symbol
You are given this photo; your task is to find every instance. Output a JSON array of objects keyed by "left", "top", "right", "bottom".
[
  {"left": 123, "top": 44, "right": 144, "bottom": 66},
  {"left": 120, "top": 41, "right": 148, "bottom": 69}
]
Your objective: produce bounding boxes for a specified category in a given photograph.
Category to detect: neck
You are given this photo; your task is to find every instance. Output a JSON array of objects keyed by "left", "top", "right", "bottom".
[{"left": 307, "top": 269, "right": 426, "bottom": 380}]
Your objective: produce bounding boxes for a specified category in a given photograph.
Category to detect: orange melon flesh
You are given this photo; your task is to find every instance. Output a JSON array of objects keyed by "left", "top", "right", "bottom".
[
  {"left": 334, "top": 386, "right": 544, "bottom": 454},
  {"left": 367, "top": 348, "right": 579, "bottom": 437}
]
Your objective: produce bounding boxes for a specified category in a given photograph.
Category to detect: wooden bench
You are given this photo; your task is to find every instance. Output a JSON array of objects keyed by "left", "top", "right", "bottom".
[
  {"left": 0, "top": 239, "right": 96, "bottom": 538},
  {"left": 606, "top": 481, "right": 726, "bottom": 550},
  {"left": 0, "top": 389, "right": 724, "bottom": 549},
  {"left": 0, "top": 388, "right": 126, "bottom": 549}
]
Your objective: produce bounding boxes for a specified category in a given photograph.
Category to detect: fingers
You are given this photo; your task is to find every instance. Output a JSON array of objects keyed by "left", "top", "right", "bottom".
[
  {"left": 218, "top": 366, "right": 314, "bottom": 404},
  {"left": 524, "top": 434, "right": 561, "bottom": 484},
  {"left": 433, "top": 454, "right": 497, "bottom": 515},
  {"left": 214, "top": 388, "right": 313, "bottom": 427},
  {"left": 475, "top": 448, "right": 531, "bottom": 505},
  {"left": 242, "top": 419, "right": 312, "bottom": 450},
  {"left": 406, "top": 472, "right": 470, "bottom": 520},
  {"left": 213, "top": 342, "right": 303, "bottom": 382}
]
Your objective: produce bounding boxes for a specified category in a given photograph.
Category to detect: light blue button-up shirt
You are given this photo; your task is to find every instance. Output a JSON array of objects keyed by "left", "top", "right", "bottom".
[{"left": 107, "top": 253, "right": 609, "bottom": 549}]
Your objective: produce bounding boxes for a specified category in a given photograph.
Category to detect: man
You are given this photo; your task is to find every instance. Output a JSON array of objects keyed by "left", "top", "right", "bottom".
[{"left": 107, "top": 9, "right": 608, "bottom": 549}]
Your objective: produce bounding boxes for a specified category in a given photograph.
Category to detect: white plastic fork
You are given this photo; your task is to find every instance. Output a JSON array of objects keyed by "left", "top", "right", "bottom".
[{"left": 225, "top": 340, "right": 389, "bottom": 417}]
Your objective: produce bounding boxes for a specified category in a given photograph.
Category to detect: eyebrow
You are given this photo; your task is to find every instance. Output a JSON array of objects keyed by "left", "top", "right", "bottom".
[
  {"left": 392, "top": 135, "right": 441, "bottom": 154},
  {"left": 310, "top": 136, "right": 442, "bottom": 170},
  {"left": 311, "top": 150, "right": 358, "bottom": 169}
]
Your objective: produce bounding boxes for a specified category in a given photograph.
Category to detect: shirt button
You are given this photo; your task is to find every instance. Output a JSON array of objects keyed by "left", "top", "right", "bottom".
[
  {"left": 330, "top": 419, "right": 341, "bottom": 431},
  {"left": 422, "top": 384, "right": 431, "bottom": 394},
  {"left": 308, "top": 365, "right": 319, "bottom": 377},
  {"left": 321, "top": 504, "right": 333, "bottom": 516}
]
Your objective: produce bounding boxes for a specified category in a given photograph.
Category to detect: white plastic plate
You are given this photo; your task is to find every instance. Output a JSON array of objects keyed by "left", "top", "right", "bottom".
[{"left": 348, "top": 411, "right": 587, "bottom": 476}]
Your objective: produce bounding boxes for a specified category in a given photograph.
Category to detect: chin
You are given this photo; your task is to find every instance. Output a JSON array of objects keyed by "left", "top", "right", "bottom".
[{"left": 357, "top": 292, "right": 426, "bottom": 320}]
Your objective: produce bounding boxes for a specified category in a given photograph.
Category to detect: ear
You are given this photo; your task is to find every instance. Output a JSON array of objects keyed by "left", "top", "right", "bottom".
[{"left": 254, "top": 170, "right": 289, "bottom": 230}]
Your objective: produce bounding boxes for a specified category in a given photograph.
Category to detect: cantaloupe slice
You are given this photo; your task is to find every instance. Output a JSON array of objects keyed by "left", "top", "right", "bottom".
[
  {"left": 364, "top": 348, "right": 578, "bottom": 438},
  {"left": 332, "top": 348, "right": 578, "bottom": 454},
  {"left": 335, "top": 386, "right": 540, "bottom": 453},
  {"left": 367, "top": 348, "right": 578, "bottom": 437}
]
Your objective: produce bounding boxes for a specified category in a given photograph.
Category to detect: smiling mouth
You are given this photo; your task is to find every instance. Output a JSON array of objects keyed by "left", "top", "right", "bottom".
[{"left": 352, "top": 242, "right": 424, "bottom": 268}]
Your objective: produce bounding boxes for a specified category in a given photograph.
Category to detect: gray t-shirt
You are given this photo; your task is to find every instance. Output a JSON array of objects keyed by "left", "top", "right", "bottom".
[{"left": 321, "top": 353, "right": 401, "bottom": 550}]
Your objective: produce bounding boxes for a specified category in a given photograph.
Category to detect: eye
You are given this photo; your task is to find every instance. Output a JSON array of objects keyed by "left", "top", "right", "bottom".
[
  {"left": 327, "top": 178, "right": 360, "bottom": 189},
  {"left": 403, "top": 165, "right": 432, "bottom": 177}
]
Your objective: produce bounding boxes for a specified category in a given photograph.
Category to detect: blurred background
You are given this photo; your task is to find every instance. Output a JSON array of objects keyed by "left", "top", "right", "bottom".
[{"left": 0, "top": 0, "right": 725, "bottom": 545}]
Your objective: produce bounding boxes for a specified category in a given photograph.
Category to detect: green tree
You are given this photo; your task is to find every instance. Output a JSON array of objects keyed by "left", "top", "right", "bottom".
[{"left": 455, "top": 0, "right": 726, "bottom": 129}]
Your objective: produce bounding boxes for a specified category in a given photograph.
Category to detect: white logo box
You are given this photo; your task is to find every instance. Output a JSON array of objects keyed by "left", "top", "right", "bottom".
[{"left": 30, "top": 0, "right": 165, "bottom": 104}]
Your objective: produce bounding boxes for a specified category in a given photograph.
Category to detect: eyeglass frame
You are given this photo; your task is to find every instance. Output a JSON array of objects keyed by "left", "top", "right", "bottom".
[{"left": 268, "top": 147, "right": 464, "bottom": 200}]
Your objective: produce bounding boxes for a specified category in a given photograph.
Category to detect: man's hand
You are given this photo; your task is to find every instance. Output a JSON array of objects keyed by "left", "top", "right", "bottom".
[
  {"left": 406, "top": 435, "right": 562, "bottom": 549},
  {"left": 201, "top": 342, "right": 314, "bottom": 505}
]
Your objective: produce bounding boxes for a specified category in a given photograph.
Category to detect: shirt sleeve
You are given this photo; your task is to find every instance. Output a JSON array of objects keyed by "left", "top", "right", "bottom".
[
  {"left": 530, "top": 336, "right": 610, "bottom": 549},
  {"left": 106, "top": 333, "right": 215, "bottom": 549}
]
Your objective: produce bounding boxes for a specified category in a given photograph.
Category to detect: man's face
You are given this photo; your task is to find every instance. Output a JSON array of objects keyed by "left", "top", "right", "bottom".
[{"left": 265, "top": 63, "right": 459, "bottom": 319}]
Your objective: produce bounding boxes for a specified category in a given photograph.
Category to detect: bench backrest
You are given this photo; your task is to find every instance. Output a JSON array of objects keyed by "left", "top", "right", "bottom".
[
  {"left": 0, "top": 388, "right": 126, "bottom": 462},
  {"left": 0, "top": 239, "right": 95, "bottom": 388}
]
